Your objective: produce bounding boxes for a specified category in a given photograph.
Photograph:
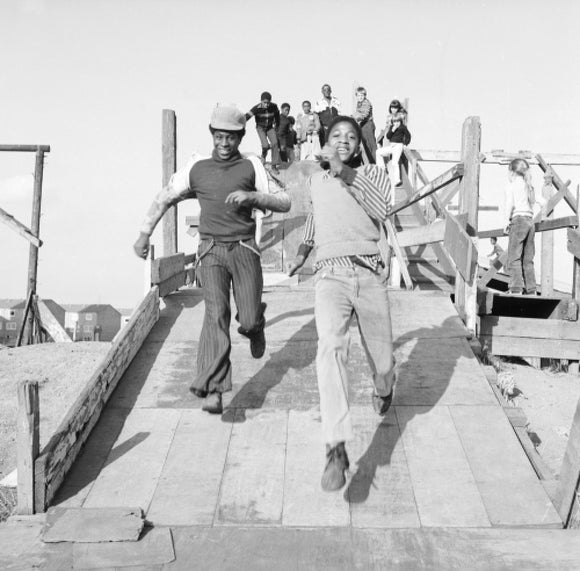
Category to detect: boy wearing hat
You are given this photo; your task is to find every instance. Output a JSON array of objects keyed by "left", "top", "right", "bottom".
[
  {"left": 133, "top": 104, "right": 291, "bottom": 414},
  {"left": 287, "top": 116, "right": 395, "bottom": 492},
  {"left": 246, "top": 92, "right": 281, "bottom": 170}
]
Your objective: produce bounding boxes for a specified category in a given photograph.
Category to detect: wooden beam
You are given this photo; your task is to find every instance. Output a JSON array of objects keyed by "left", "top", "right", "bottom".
[
  {"left": 454, "top": 117, "right": 481, "bottom": 334},
  {"left": 385, "top": 218, "right": 413, "bottom": 290},
  {"left": 534, "top": 178, "right": 569, "bottom": 222},
  {"left": 151, "top": 252, "right": 185, "bottom": 284},
  {"left": 555, "top": 396, "right": 580, "bottom": 524},
  {"left": 480, "top": 315, "right": 580, "bottom": 341},
  {"left": 17, "top": 381, "right": 39, "bottom": 515},
  {"left": 0, "top": 207, "right": 42, "bottom": 247},
  {"left": 478, "top": 251, "right": 508, "bottom": 288},
  {"left": 536, "top": 154, "right": 578, "bottom": 214},
  {"left": 573, "top": 187, "right": 580, "bottom": 307},
  {"left": 391, "top": 163, "right": 464, "bottom": 215},
  {"left": 407, "top": 148, "right": 580, "bottom": 166},
  {"left": 34, "top": 287, "right": 160, "bottom": 512},
  {"left": 570, "top": 229, "right": 580, "bottom": 259},
  {"left": 162, "top": 109, "right": 177, "bottom": 256},
  {"left": 0, "top": 144, "right": 51, "bottom": 153},
  {"left": 479, "top": 215, "right": 578, "bottom": 239},
  {"left": 438, "top": 179, "right": 461, "bottom": 209},
  {"left": 396, "top": 219, "right": 446, "bottom": 248},
  {"left": 479, "top": 334, "right": 580, "bottom": 360},
  {"left": 37, "top": 299, "right": 71, "bottom": 343},
  {"left": 541, "top": 176, "right": 554, "bottom": 296}
]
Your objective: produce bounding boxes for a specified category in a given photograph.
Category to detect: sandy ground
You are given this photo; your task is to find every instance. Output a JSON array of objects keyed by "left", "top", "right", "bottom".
[
  {"left": 499, "top": 359, "right": 580, "bottom": 477},
  {"left": 0, "top": 342, "right": 111, "bottom": 481}
]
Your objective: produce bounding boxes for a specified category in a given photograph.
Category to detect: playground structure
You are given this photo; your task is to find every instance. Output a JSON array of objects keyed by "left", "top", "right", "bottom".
[
  {"left": 0, "top": 145, "right": 50, "bottom": 346},
  {"left": 7, "top": 111, "right": 580, "bottom": 567}
]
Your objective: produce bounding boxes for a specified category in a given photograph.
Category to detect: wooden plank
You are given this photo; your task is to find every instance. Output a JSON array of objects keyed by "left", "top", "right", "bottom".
[
  {"left": 536, "top": 154, "right": 578, "bottom": 214},
  {"left": 348, "top": 406, "right": 420, "bottom": 528},
  {"left": 16, "top": 381, "right": 39, "bottom": 515},
  {"left": 0, "top": 207, "right": 42, "bottom": 247},
  {"left": 42, "top": 506, "right": 144, "bottom": 543},
  {"left": 37, "top": 299, "right": 71, "bottom": 342},
  {"left": 385, "top": 219, "right": 413, "bottom": 290},
  {"left": 480, "top": 334, "right": 580, "bottom": 360},
  {"left": 438, "top": 179, "right": 461, "bottom": 209},
  {"left": 147, "top": 410, "right": 233, "bottom": 526},
  {"left": 84, "top": 409, "right": 181, "bottom": 509},
  {"left": 282, "top": 409, "right": 350, "bottom": 527},
  {"left": 216, "top": 409, "right": 287, "bottom": 525},
  {"left": 34, "top": 287, "right": 160, "bottom": 512},
  {"left": 73, "top": 527, "right": 174, "bottom": 569},
  {"left": 151, "top": 252, "right": 185, "bottom": 284},
  {"left": 162, "top": 109, "right": 177, "bottom": 255},
  {"left": 480, "top": 316, "right": 580, "bottom": 341},
  {"left": 396, "top": 405, "right": 490, "bottom": 527},
  {"left": 391, "top": 163, "right": 464, "bottom": 215},
  {"left": 444, "top": 213, "right": 478, "bottom": 285},
  {"left": 450, "top": 405, "right": 561, "bottom": 527},
  {"left": 478, "top": 215, "right": 578, "bottom": 239},
  {"left": 157, "top": 271, "right": 185, "bottom": 297},
  {"left": 567, "top": 228, "right": 580, "bottom": 259},
  {"left": 555, "top": 388, "right": 580, "bottom": 523},
  {"left": 395, "top": 220, "right": 446, "bottom": 248},
  {"left": 478, "top": 252, "right": 508, "bottom": 288},
  {"left": 394, "top": 337, "right": 496, "bottom": 406},
  {"left": 408, "top": 148, "right": 580, "bottom": 166},
  {"left": 512, "top": 425, "right": 556, "bottom": 482}
]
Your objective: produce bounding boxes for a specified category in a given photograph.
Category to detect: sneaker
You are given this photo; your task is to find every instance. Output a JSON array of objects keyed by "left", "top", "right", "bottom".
[
  {"left": 249, "top": 329, "right": 266, "bottom": 359},
  {"left": 372, "top": 391, "right": 393, "bottom": 416},
  {"left": 202, "top": 392, "right": 223, "bottom": 414},
  {"left": 321, "top": 442, "right": 349, "bottom": 492}
]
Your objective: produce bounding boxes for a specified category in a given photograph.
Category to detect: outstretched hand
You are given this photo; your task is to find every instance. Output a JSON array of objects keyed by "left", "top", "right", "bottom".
[
  {"left": 319, "top": 144, "right": 343, "bottom": 176},
  {"left": 225, "top": 190, "right": 256, "bottom": 207},
  {"left": 133, "top": 233, "right": 150, "bottom": 259}
]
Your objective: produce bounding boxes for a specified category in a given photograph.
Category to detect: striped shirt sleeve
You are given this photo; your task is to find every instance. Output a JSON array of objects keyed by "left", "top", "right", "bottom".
[
  {"left": 339, "top": 164, "right": 392, "bottom": 221},
  {"left": 302, "top": 212, "right": 315, "bottom": 247}
]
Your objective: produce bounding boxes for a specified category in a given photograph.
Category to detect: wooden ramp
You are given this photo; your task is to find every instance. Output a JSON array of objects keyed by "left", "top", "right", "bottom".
[{"left": 52, "top": 286, "right": 561, "bottom": 533}]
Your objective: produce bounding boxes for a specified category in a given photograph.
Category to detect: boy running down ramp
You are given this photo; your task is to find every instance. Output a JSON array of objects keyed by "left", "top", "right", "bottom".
[
  {"left": 288, "top": 116, "right": 396, "bottom": 492},
  {"left": 133, "top": 104, "right": 291, "bottom": 415}
]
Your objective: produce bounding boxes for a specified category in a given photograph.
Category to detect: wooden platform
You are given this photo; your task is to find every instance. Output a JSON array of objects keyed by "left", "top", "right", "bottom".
[{"left": 51, "top": 287, "right": 560, "bottom": 531}]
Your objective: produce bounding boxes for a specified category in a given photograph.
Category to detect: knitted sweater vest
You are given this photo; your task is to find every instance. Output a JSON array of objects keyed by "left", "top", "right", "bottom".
[{"left": 310, "top": 170, "right": 380, "bottom": 263}]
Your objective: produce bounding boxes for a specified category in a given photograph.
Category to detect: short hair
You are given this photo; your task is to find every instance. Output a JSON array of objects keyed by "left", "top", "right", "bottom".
[
  {"left": 302, "top": 100, "right": 311, "bottom": 107},
  {"left": 326, "top": 115, "right": 362, "bottom": 144},
  {"left": 260, "top": 91, "right": 272, "bottom": 101},
  {"left": 389, "top": 99, "right": 402, "bottom": 110},
  {"left": 356, "top": 86, "right": 367, "bottom": 95},
  {"left": 281, "top": 102, "right": 290, "bottom": 110},
  {"left": 288, "top": 116, "right": 296, "bottom": 125}
]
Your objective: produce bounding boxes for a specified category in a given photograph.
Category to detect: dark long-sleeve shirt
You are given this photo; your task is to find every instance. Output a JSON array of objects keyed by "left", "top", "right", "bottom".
[
  {"left": 246, "top": 102, "right": 280, "bottom": 130},
  {"left": 386, "top": 124, "right": 411, "bottom": 146}
]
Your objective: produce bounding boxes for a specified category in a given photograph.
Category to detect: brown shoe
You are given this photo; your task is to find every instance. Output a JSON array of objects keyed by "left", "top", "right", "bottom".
[
  {"left": 321, "top": 442, "right": 349, "bottom": 492},
  {"left": 202, "top": 392, "right": 223, "bottom": 414}
]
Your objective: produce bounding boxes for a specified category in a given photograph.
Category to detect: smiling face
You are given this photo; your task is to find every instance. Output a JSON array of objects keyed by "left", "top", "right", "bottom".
[
  {"left": 212, "top": 130, "right": 242, "bottom": 160},
  {"left": 355, "top": 91, "right": 366, "bottom": 103},
  {"left": 321, "top": 84, "right": 331, "bottom": 98},
  {"left": 327, "top": 121, "right": 360, "bottom": 163},
  {"left": 302, "top": 101, "right": 311, "bottom": 114}
]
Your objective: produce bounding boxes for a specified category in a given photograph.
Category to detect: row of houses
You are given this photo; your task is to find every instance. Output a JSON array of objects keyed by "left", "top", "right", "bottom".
[{"left": 0, "top": 299, "right": 133, "bottom": 347}]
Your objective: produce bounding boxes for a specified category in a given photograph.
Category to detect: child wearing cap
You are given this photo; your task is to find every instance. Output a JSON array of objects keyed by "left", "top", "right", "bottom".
[
  {"left": 246, "top": 92, "right": 282, "bottom": 170},
  {"left": 133, "top": 104, "right": 291, "bottom": 414},
  {"left": 287, "top": 116, "right": 396, "bottom": 492}
]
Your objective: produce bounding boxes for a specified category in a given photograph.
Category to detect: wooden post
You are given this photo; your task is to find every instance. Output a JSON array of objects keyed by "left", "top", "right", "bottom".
[
  {"left": 17, "top": 381, "right": 39, "bottom": 515},
  {"left": 454, "top": 117, "right": 481, "bottom": 334},
  {"left": 574, "top": 186, "right": 580, "bottom": 303},
  {"left": 162, "top": 109, "right": 177, "bottom": 256},
  {"left": 25, "top": 149, "right": 45, "bottom": 344},
  {"left": 541, "top": 173, "right": 554, "bottom": 296}
]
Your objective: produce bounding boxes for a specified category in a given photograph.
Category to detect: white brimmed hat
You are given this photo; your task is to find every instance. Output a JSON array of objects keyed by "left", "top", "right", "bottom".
[{"left": 210, "top": 104, "right": 246, "bottom": 131}]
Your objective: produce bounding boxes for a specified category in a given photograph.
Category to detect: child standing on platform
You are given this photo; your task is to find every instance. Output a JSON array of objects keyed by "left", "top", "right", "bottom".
[{"left": 503, "top": 158, "right": 541, "bottom": 295}]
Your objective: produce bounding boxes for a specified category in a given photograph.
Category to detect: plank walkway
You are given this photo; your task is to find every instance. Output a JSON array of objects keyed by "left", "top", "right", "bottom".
[{"left": 4, "top": 283, "right": 580, "bottom": 569}]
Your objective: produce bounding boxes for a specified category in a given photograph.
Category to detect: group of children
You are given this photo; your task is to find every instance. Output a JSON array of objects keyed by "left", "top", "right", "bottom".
[{"left": 245, "top": 85, "right": 412, "bottom": 188}]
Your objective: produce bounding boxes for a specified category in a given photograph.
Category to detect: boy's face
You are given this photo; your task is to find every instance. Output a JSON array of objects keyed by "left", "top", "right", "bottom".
[
  {"left": 321, "top": 84, "right": 331, "bottom": 98},
  {"left": 302, "top": 102, "right": 311, "bottom": 114},
  {"left": 281, "top": 107, "right": 290, "bottom": 117},
  {"left": 355, "top": 92, "right": 365, "bottom": 103},
  {"left": 212, "top": 130, "right": 242, "bottom": 160},
  {"left": 261, "top": 98, "right": 271, "bottom": 107},
  {"left": 327, "top": 121, "right": 359, "bottom": 163}
]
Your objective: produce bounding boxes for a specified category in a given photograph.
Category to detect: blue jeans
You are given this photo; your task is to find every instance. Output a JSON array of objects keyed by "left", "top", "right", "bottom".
[
  {"left": 314, "top": 266, "right": 395, "bottom": 445},
  {"left": 507, "top": 216, "right": 536, "bottom": 293}
]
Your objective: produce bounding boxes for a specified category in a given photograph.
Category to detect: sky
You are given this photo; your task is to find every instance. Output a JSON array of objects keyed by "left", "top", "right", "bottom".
[{"left": 1, "top": 0, "right": 579, "bottom": 307}]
